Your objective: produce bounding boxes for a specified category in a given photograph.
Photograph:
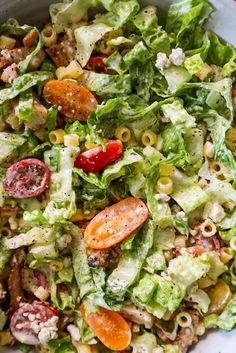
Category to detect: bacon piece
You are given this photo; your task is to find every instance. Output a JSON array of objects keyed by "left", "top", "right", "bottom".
[
  {"left": 1, "top": 63, "right": 18, "bottom": 83},
  {"left": 45, "top": 35, "right": 76, "bottom": 67},
  {"left": 174, "top": 311, "right": 200, "bottom": 353},
  {"left": 46, "top": 44, "right": 70, "bottom": 67},
  {"left": 8, "top": 249, "right": 25, "bottom": 312},
  {"left": 23, "top": 29, "right": 38, "bottom": 48},
  {"left": 0, "top": 55, "right": 10, "bottom": 70},
  {"left": 1, "top": 48, "right": 30, "bottom": 64}
]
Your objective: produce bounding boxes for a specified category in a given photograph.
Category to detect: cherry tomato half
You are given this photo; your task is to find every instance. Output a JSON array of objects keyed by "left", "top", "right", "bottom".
[
  {"left": 87, "top": 56, "right": 108, "bottom": 73},
  {"left": 3, "top": 158, "right": 51, "bottom": 199},
  {"left": 10, "top": 301, "right": 58, "bottom": 345},
  {"left": 206, "top": 279, "right": 232, "bottom": 315},
  {"left": 80, "top": 304, "right": 131, "bottom": 351},
  {"left": 84, "top": 197, "right": 149, "bottom": 249},
  {"left": 75, "top": 140, "right": 123, "bottom": 173},
  {"left": 43, "top": 80, "right": 98, "bottom": 121}
]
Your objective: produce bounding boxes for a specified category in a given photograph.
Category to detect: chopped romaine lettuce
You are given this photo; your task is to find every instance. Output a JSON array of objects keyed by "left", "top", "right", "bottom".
[
  {"left": 44, "top": 147, "right": 78, "bottom": 223},
  {"left": 168, "top": 253, "right": 210, "bottom": 290},
  {"left": 131, "top": 333, "right": 157, "bottom": 353},
  {"left": 134, "top": 6, "right": 170, "bottom": 54},
  {"left": 0, "top": 71, "right": 53, "bottom": 105}
]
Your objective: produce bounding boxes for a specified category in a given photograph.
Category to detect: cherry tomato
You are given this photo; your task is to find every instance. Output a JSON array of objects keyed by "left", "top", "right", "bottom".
[
  {"left": 3, "top": 158, "right": 50, "bottom": 199},
  {"left": 84, "top": 197, "right": 149, "bottom": 249},
  {"left": 10, "top": 301, "right": 58, "bottom": 345},
  {"left": 87, "top": 56, "right": 107, "bottom": 73},
  {"left": 207, "top": 279, "right": 232, "bottom": 315},
  {"left": 75, "top": 140, "right": 123, "bottom": 173},
  {"left": 43, "top": 80, "right": 98, "bottom": 120},
  {"left": 80, "top": 304, "right": 131, "bottom": 351}
]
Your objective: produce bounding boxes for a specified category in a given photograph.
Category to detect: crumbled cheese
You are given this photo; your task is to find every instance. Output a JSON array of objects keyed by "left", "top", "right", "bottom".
[
  {"left": 190, "top": 229, "right": 198, "bottom": 236},
  {"left": 155, "top": 193, "right": 170, "bottom": 202},
  {"left": 31, "top": 316, "right": 59, "bottom": 345},
  {"left": 169, "top": 48, "right": 185, "bottom": 66},
  {"left": 153, "top": 348, "right": 164, "bottom": 353},
  {"left": 176, "top": 211, "right": 188, "bottom": 222},
  {"left": 155, "top": 52, "right": 171, "bottom": 70},
  {"left": 28, "top": 313, "right": 36, "bottom": 322},
  {"left": 67, "top": 324, "right": 81, "bottom": 342},
  {"left": 203, "top": 202, "right": 225, "bottom": 223},
  {"left": 56, "top": 233, "right": 72, "bottom": 250}
]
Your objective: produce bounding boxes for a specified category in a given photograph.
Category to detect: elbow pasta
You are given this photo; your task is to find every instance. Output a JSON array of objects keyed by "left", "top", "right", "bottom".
[
  {"left": 115, "top": 126, "right": 132, "bottom": 143},
  {"left": 49, "top": 129, "right": 65, "bottom": 144},
  {"left": 41, "top": 24, "right": 57, "bottom": 47},
  {"left": 64, "top": 134, "right": 80, "bottom": 147},
  {"left": 199, "top": 218, "right": 217, "bottom": 237},
  {"left": 56, "top": 60, "right": 83, "bottom": 80},
  {"left": 176, "top": 312, "right": 192, "bottom": 328},
  {"left": 141, "top": 130, "right": 158, "bottom": 146},
  {"left": 0, "top": 35, "right": 16, "bottom": 50},
  {"left": 156, "top": 177, "right": 173, "bottom": 195},
  {"left": 209, "top": 160, "right": 231, "bottom": 180}
]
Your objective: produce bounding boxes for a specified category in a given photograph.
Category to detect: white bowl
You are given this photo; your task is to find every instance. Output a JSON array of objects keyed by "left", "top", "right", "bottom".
[{"left": 0, "top": 1, "right": 235, "bottom": 353}]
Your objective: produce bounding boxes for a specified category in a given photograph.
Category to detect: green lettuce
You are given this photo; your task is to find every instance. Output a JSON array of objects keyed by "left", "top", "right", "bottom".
[
  {"left": 0, "top": 71, "right": 53, "bottom": 105},
  {"left": 4, "top": 226, "right": 60, "bottom": 249},
  {"left": 166, "top": 0, "right": 213, "bottom": 49},
  {"left": 0, "top": 236, "right": 12, "bottom": 271},
  {"left": 161, "top": 100, "right": 196, "bottom": 132},
  {"left": 0, "top": 132, "right": 26, "bottom": 164},
  {"left": 172, "top": 182, "right": 208, "bottom": 213},
  {"left": 80, "top": 71, "right": 131, "bottom": 96},
  {"left": 168, "top": 253, "right": 210, "bottom": 290},
  {"left": 18, "top": 89, "right": 34, "bottom": 122},
  {"left": 133, "top": 6, "right": 170, "bottom": 54},
  {"left": 106, "top": 220, "right": 154, "bottom": 302},
  {"left": 44, "top": 147, "right": 78, "bottom": 223},
  {"left": 50, "top": 0, "right": 98, "bottom": 33},
  {"left": 131, "top": 333, "right": 157, "bottom": 353}
]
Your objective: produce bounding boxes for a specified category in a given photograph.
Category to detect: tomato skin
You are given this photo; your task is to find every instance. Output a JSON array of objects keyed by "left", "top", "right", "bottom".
[
  {"left": 43, "top": 80, "right": 98, "bottom": 120},
  {"left": 87, "top": 56, "right": 107, "bottom": 73},
  {"left": 10, "top": 301, "right": 58, "bottom": 345},
  {"left": 3, "top": 158, "right": 50, "bottom": 199},
  {"left": 80, "top": 304, "right": 131, "bottom": 351},
  {"left": 75, "top": 140, "right": 123, "bottom": 173},
  {"left": 84, "top": 197, "right": 149, "bottom": 249}
]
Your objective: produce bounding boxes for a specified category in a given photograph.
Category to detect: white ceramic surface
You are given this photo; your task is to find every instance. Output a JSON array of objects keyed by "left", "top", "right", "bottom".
[{"left": 0, "top": 1, "right": 236, "bottom": 353}]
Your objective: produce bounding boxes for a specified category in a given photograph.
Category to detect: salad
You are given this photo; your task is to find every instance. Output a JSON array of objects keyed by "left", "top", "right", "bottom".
[{"left": 0, "top": 0, "right": 236, "bottom": 352}]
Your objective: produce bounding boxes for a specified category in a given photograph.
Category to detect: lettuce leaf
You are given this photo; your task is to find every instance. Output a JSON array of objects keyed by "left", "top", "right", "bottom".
[
  {"left": 106, "top": 220, "right": 154, "bottom": 302},
  {"left": 131, "top": 333, "right": 157, "bottom": 353},
  {"left": 43, "top": 147, "right": 78, "bottom": 223},
  {"left": 208, "top": 31, "right": 235, "bottom": 67},
  {"left": 0, "top": 71, "right": 53, "bottom": 105},
  {"left": 50, "top": 0, "right": 98, "bottom": 33},
  {"left": 166, "top": 0, "right": 213, "bottom": 49},
  {"left": 75, "top": 24, "right": 113, "bottom": 67},
  {"left": 80, "top": 71, "right": 131, "bottom": 96},
  {"left": 133, "top": 6, "right": 170, "bottom": 54},
  {"left": 168, "top": 253, "right": 210, "bottom": 290},
  {"left": 18, "top": 89, "right": 34, "bottom": 122},
  {"left": 0, "top": 132, "right": 26, "bottom": 164}
]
